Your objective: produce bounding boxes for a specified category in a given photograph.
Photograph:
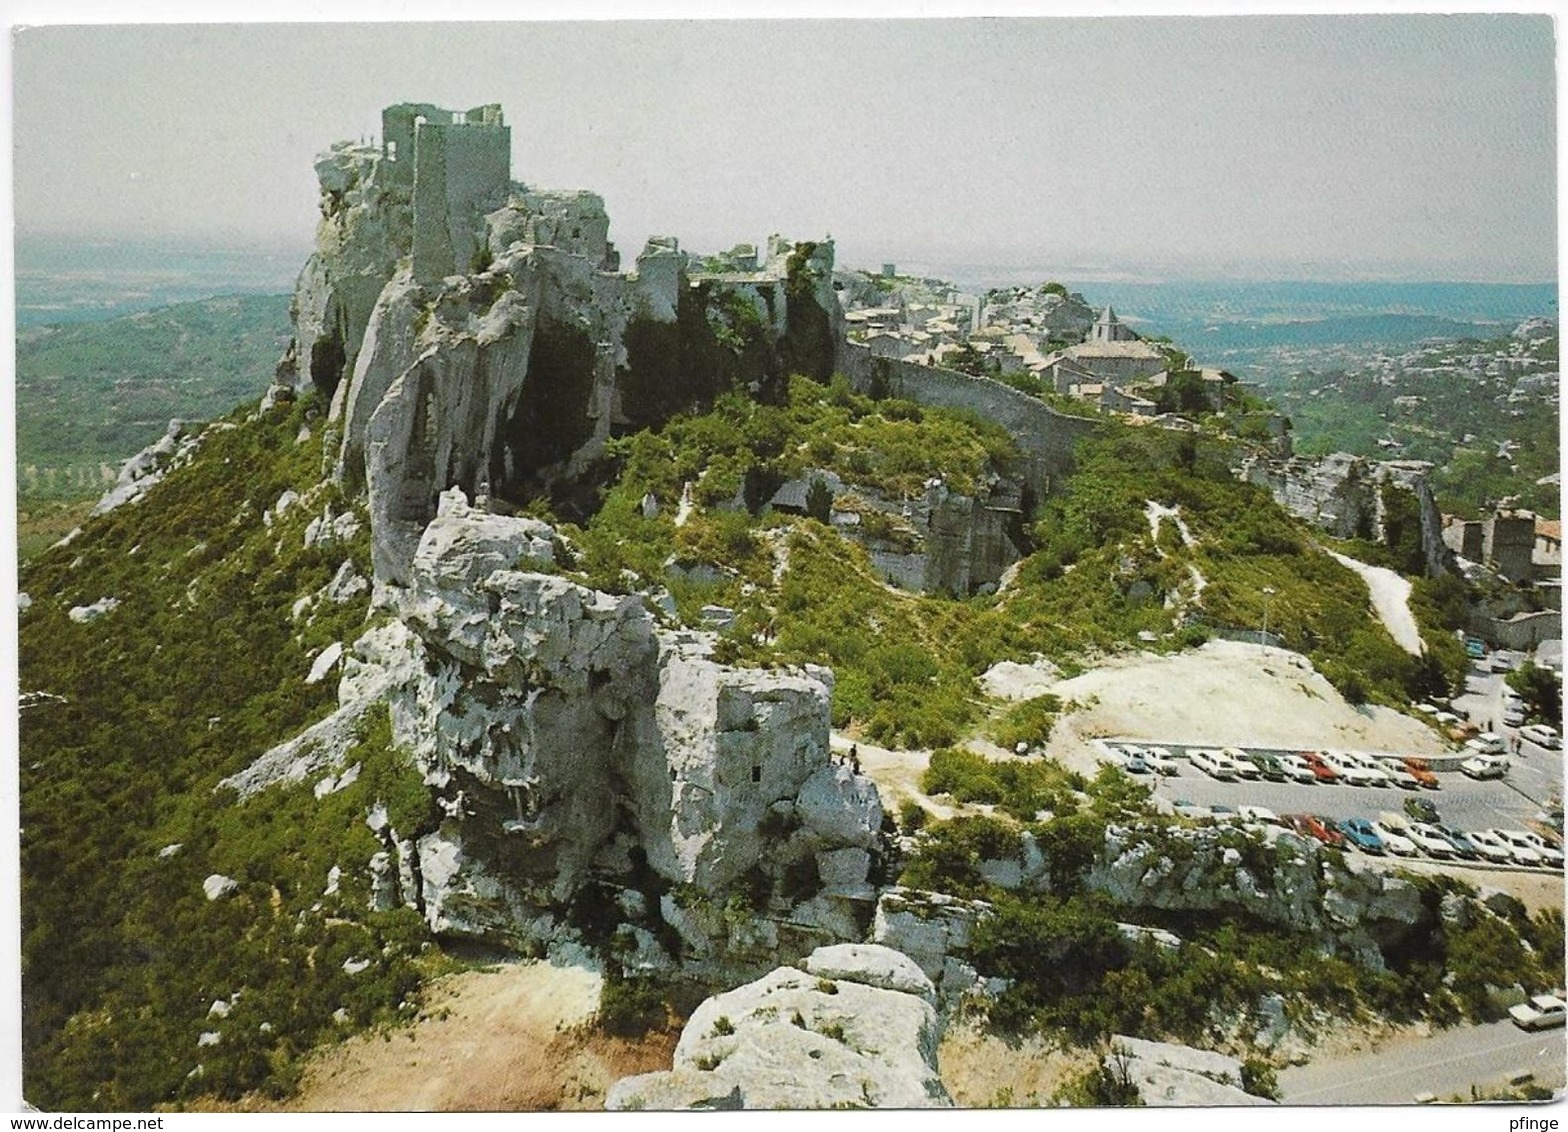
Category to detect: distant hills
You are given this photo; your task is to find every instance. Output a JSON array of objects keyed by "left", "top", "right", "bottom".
[{"left": 16, "top": 292, "right": 292, "bottom": 500}]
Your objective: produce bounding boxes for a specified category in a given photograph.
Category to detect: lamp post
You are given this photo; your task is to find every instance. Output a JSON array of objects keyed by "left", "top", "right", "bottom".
[{"left": 1261, "top": 586, "right": 1276, "bottom": 650}]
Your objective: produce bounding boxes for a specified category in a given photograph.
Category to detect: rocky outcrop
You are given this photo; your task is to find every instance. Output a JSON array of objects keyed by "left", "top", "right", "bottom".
[
  {"left": 1110, "top": 1035, "right": 1274, "bottom": 1106},
  {"left": 280, "top": 103, "right": 850, "bottom": 587},
  {"left": 606, "top": 943, "right": 950, "bottom": 1110},
  {"left": 227, "top": 489, "right": 884, "bottom": 967},
  {"left": 93, "top": 419, "right": 207, "bottom": 516},
  {"left": 1085, "top": 823, "right": 1427, "bottom": 966},
  {"left": 1241, "top": 452, "right": 1451, "bottom": 577}
]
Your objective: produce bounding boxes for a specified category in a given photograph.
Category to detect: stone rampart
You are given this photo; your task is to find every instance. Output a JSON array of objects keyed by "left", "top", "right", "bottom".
[{"left": 837, "top": 342, "right": 1097, "bottom": 496}]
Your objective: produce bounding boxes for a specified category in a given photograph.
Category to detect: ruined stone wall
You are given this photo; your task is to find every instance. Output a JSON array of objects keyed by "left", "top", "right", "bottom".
[
  {"left": 1469, "top": 609, "right": 1562, "bottom": 651},
  {"left": 838, "top": 342, "right": 1097, "bottom": 497}
]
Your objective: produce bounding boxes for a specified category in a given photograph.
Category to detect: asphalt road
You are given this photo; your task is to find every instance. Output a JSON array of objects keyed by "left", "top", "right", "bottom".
[
  {"left": 1454, "top": 660, "right": 1564, "bottom": 810},
  {"left": 1279, "top": 1018, "right": 1566, "bottom": 1104}
]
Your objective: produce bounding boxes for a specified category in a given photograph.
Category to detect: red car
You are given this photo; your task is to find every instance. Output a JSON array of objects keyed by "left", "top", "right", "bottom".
[
  {"left": 1301, "top": 752, "right": 1340, "bottom": 784},
  {"left": 1286, "top": 813, "right": 1346, "bottom": 847},
  {"left": 1402, "top": 757, "right": 1439, "bottom": 790}
]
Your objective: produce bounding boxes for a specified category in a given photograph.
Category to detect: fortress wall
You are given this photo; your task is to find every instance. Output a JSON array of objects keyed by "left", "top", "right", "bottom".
[{"left": 838, "top": 342, "right": 1097, "bottom": 495}]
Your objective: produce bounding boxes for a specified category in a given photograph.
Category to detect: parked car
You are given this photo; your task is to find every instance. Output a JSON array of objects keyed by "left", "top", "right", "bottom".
[
  {"left": 1286, "top": 813, "right": 1345, "bottom": 848},
  {"left": 1401, "top": 757, "right": 1439, "bottom": 790},
  {"left": 1406, "top": 822, "right": 1457, "bottom": 859},
  {"left": 1238, "top": 805, "right": 1285, "bottom": 829},
  {"left": 1490, "top": 829, "right": 1548, "bottom": 867},
  {"left": 1503, "top": 702, "right": 1527, "bottom": 727},
  {"left": 1190, "top": 748, "right": 1236, "bottom": 781},
  {"left": 1370, "top": 820, "right": 1418, "bottom": 856},
  {"left": 1121, "top": 751, "right": 1152, "bottom": 774},
  {"left": 1461, "top": 754, "right": 1510, "bottom": 780},
  {"left": 1302, "top": 752, "right": 1341, "bottom": 784},
  {"left": 1434, "top": 824, "right": 1480, "bottom": 860},
  {"left": 1279, "top": 754, "right": 1319, "bottom": 784},
  {"left": 1466, "top": 829, "right": 1517, "bottom": 864},
  {"left": 1378, "top": 759, "right": 1422, "bottom": 790},
  {"left": 1509, "top": 994, "right": 1567, "bottom": 1031},
  {"left": 1466, "top": 732, "right": 1505, "bottom": 756},
  {"left": 1520, "top": 724, "right": 1562, "bottom": 750},
  {"left": 1480, "top": 827, "right": 1542, "bottom": 865},
  {"left": 1343, "top": 753, "right": 1393, "bottom": 787},
  {"left": 1513, "top": 830, "right": 1565, "bottom": 868},
  {"left": 1222, "top": 747, "right": 1261, "bottom": 780},
  {"left": 1242, "top": 751, "right": 1287, "bottom": 782},
  {"left": 1208, "top": 804, "right": 1241, "bottom": 824},
  {"left": 1338, "top": 818, "right": 1386, "bottom": 854},
  {"left": 1403, "top": 796, "right": 1440, "bottom": 824},
  {"left": 1324, "top": 753, "right": 1381, "bottom": 787},
  {"left": 1143, "top": 746, "right": 1181, "bottom": 775},
  {"left": 1171, "top": 799, "right": 1211, "bottom": 820}
]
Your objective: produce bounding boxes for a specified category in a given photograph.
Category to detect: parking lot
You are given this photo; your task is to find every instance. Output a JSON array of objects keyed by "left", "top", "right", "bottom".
[{"left": 1099, "top": 736, "right": 1562, "bottom": 873}]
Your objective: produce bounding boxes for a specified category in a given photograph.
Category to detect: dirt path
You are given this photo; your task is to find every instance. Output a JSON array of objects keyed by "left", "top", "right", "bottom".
[
  {"left": 257, "top": 960, "right": 675, "bottom": 1111},
  {"left": 1325, "top": 549, "right": 1424, "bottom": 656}
]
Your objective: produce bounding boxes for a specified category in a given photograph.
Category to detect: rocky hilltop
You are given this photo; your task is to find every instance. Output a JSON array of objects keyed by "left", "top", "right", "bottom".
[
  {"left": 214, "top": 103, "right": 889, "bottom": 981},
  {"left": 278, "top": 102, "right": 841, "bottom": 585}
]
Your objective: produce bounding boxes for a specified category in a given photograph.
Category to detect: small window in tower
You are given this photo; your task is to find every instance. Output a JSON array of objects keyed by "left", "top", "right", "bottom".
[{"left": 751, "top": 766, "right": 762, "bottom": 784}]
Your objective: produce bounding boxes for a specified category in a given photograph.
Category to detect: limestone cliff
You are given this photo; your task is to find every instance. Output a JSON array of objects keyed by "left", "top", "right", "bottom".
[
  {"left": 276, "top": 103, "right": 843, "bottom": 587},
  {"left": 1241, "top": 452, "right": 1452, "bottom": 577},
  {"left": 227, "top": 490, "right": 883, "bottom": 974}
]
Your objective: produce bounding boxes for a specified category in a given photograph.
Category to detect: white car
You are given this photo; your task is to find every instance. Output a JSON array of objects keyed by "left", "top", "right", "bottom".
[
  {"left": 1189, "top": 748, "right": 1236, "bottom": 781},
  {"left": 1238, "top": 805, "right": 1285, "bottom": 828},
  {"left": 1491, "top": 829, "right": 1550, "bottom": 868},
  {"left": 1221, "top": 747, "right": 1261, "bottom": 780},
  {"left": 1510, "top": 994, "right": 1567, "bottom": 1030},
  {"left": 1520, "top": 724, "right": 1562, "bottom": 750},
  {"left": 1503, "top": 703, "right": 1527, "bottom": 727},
  {"left": 1513, "top": 830, "right": 1566, "bottom": 868},
  {"left": 1460, "top": 754, "right": 1510, "bottom": 780},
  {"left": 1278, "top": 754, "right": 1319, "bottom": 785},
  {"left": 1324, "top": 754, "right": 1379, "bottom": 787},
  {"left": 1370, "top": 821, "right": 1418, "bottom": 857},
  {"left": 1143, "top": 746, "right": 1181, "bottom": 775},
  {"left": 1406, "top": 822, "right": 1457, "bottom": 859},
  {"left": 1480, "top": 827, "right": 1542, "bottom": 865},
  {"left": 1344, "top": 754, "right": 1393, "bottom": 787},
  {"left": 1467, "top": 829, "right": 1518, "bottom": 864},
  {"left": 1466, "top": 732, "right": 1505, "bottom": 756}
]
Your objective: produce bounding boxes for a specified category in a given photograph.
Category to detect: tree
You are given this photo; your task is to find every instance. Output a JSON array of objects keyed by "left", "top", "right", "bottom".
[
  {"left": 805, "top": 476, "right": 833, "bottom": 523},
  {"left": 1507, "top": 662, "right": 1562, "bottom": 727}
]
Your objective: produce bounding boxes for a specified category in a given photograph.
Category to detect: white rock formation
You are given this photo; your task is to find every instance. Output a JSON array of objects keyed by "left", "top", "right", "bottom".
[
  {"left": 93, "top": 420, "right": 203, "bottom": 516},
  {"left": 68, "top": 597, "right": 120, "bottom": 623},
  {"left": 306, "top": 642, "right": 345, "bottom": 685},
  {"left": 606, "top": 944, "right": 950, "bottom": 1110},
  {"left": 203, "top": 875, "right": 238, "bottom": 901},
  {"left": 1110, "top": 1035, "right": 1274, "bottom": 1106},
  {"left": 225, "top": 497, "right": 882, "bottom": 958}
]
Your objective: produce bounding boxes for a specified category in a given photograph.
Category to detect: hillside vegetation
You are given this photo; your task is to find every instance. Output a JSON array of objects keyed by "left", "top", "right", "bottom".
[
  {"left": 19, "top": 362, "right": 1473, "bottom": 1108},
  {"left": 19, "top": 394, "right": 444, "bottom": 1108}
]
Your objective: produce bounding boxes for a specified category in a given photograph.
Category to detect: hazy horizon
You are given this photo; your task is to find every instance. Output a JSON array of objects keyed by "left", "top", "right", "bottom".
[{"left": 12, "top": 15, "right": 1558, "bottom": 285}]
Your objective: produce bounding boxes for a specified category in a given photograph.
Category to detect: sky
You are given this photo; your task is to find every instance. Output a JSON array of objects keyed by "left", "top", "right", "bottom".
[{"left": 8, "top": 9, "right": 1558, "bottom": 282}]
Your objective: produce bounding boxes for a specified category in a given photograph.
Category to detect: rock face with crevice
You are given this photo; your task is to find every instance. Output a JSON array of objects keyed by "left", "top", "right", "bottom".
[
  {"left": 606, "top": 943, "right": 951, "bottom": 1110},
  {"left": 1241, "top": 452, "right": 1451, "bottom": 577},
  {"left": 227, "top": 488, "right": 884, "bottom": 971}
]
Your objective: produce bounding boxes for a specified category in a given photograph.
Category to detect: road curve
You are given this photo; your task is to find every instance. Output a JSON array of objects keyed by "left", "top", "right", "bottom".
[{"left": 1279, "top": 1017, "right": 1565, "bottom": 1104}]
